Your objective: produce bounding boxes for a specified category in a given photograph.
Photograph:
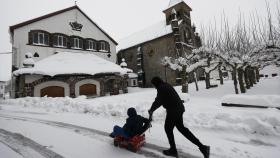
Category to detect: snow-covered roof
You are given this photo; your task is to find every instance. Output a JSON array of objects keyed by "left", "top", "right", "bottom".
[
  {"left": 122, "top": 67, "right": 133, "bottom": 73},
  {"left": 128, "top": 73, "right": 138, "bottom": 78},
  {"left": 117, "top": 21, "right": 172, "bottom": 51},
  {"left": 13, "top": 52, "right": 127, "bottom": 77},
  {"left": 168, "top": 0, "right": 183, "bottom": 8}
]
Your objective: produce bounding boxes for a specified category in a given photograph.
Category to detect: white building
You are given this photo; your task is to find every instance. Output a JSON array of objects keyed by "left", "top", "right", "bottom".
[{"left": 10, "top": 5, "right": 127, "bottom": 98}]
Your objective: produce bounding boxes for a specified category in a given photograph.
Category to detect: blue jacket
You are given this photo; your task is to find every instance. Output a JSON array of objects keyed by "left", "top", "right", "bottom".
[{"left": 123, "top": 108, "right": 149, "bottom": 137}]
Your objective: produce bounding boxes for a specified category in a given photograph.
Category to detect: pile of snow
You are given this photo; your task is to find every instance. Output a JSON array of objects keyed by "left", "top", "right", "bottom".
[
  {"left": 221, "top": 94, "right": 280, "bottom": 108},
  {"left": 1, "top": 78, "right": 280, "bottom": 137},
  {"left": 13, "top": 52, "right": 127, "bottom": 77}
]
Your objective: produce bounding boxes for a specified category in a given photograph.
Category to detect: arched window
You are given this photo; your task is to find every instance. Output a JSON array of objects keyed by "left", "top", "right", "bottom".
[
  {"left": 85, "top": 39, "right": 97, "bottom": 51},
  {"left": 70, "top": 36, "right": 83, "bottom": 49},
  {"left": 99, "top": 41, "right": 110, "bottom": 52},
  {"left": 29, "top": 30, "right": 50, "bottom": 46},
  {"left": 53, "top": 34, "right": 68, "bottom": 48}
]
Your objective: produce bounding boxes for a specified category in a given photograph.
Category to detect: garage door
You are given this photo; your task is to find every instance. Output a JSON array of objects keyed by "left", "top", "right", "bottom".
[
  {"left": 79, "top": 84, "right": 96, "bottom": 96},
  {"left": 40, "top": 86, "right": 65, "bottom": 97}
]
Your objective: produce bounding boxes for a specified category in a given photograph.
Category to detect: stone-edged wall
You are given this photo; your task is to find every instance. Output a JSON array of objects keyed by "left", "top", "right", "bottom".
[{"left": 18, "top": 74, "right": 127, "bottom": 98}]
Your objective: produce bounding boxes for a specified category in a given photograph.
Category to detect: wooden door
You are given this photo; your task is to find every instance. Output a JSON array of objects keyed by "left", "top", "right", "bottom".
[{"left": 40, "top": 86, "right": 65, "bottom": 97}]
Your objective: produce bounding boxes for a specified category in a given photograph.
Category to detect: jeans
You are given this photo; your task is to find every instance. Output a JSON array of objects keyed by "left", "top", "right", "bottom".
[{"left": 111, "top": 125, "right": 129, "bottom": 138}]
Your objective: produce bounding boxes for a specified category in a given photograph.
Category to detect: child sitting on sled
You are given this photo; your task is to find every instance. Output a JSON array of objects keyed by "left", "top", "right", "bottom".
[{"left": 110, "top": 107, "right": 150, "bottom": 139}]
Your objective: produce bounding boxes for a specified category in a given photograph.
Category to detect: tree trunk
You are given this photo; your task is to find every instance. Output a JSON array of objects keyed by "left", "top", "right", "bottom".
[
  {"left": 233, "top": 66, "right": 239, "bottom": 94},
  {"left": 255, "top": 67, "right": 260, "bottom": 82},
  {"left": 238, "top": 67, "right": 246, "bottom": 93},
  {"left": 244, "top": 67, "right": 250, "bottom": 89},
  {"left": 252, "top": 68, "right": 256, "bottom": 84},
  {"left": 181, "top": 65, "right": 188, "bottom": 93},
  {"left": 248, "top": 67, "right": 254, "bottom": 87},
  {"left": 218, "top": 66, "right": 224, "bottom": 85},
  {"left": 205, "top": 72, "right": 211, "bottom": 89},
  {"left": 194, "top": 71, "right": 199, "bottom": 91}
]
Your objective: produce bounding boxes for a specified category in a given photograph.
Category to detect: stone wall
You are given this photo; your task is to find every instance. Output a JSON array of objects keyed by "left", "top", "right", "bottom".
[
  {"left": 17, "top": 74, "right": 127, "bottom": 98},
  {"left": 118, "top": 35, "right": 179, "bottom": 87}
]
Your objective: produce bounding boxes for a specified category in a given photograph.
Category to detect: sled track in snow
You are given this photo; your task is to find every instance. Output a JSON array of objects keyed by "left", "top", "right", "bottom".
[
  {"left": 0, "top": 114, "right": 200, "bottom": 158},
  {"left": 0, "top": 128, "right": 64, "bottom": 158}
]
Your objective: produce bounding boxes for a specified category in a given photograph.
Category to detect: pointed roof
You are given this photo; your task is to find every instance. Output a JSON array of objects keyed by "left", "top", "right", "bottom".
[
  {"left": 117, "top": 21, "right": 173, "bottom": 51},
  {"left": 9, "top": 5, "right": 118, "bottom": 45},
  {"left": 168, "top": 0, "right": 183, "bottom": 8},
  {"left": 163, "top": 0, "right": 192, "bottom": 12}
]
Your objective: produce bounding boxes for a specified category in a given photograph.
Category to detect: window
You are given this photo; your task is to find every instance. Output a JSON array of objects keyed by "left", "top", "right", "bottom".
[
  {"left": 71, "top": 37, "right": 83, "bottom": 49},
  {"left": 32, "top": 31, "right": 49, "bottom": 45},
  {"left": 99, "top": 41, "right": 110, "bottom": 52},
  {"left": 100, "top": 41, "right": 106, "bottom": 51},
  {"left": 53, "top": 35, "right": 67, "bottom": 47},
  {"left": 86, "top": 40, "right": 96, "bottom": 50},
  {"left": 132, "top": 79, "right": 137, "bottom": 86}
]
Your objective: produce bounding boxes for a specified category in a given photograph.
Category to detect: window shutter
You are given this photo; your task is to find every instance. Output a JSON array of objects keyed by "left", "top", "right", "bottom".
[
  {"left": 106, "top": 42, "right": 110, "bottom": 52},
  {"left": 53, "top": 35, "right": 58, "bottom": 46},
  {"left": 28, "top": 31, "right": 33, "bottom": 44},
  {"left": 84, "top": 39, "right": 88, "bottom": 50},
  {"left": 44, "top": 33, "right": 49, "bottom": 45},
  {"left": 49, "top": 34, "right": 53, "bottom": 46},
  {"left": 33, "top": 32, "right": 38, "bottom": 44},
  {"left": 63, "top": 36, "right": 67, "bottom": 47},
  {"left": 97, "top": 41, "right": 100, "bottom": 51},
  {"left": 79, "top": 38, "right": 83, "bottom": 49},
  {"left": 93, "top": 41, "right": 97, "bottom": 50},
  {"left": 70, "top": 37, "right": 74, "bottom": 48}
]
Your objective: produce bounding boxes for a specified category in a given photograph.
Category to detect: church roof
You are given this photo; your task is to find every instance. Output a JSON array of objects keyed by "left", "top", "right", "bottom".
[
  {"left": 117, "top": 21, "right": 172, "bottom": 51},
  {"left": 13, "top": 52, "right": 127, "bottom": 77},
  {"left": 163, "top": 0, "right": 192, "bottom": 12},
  {"left": 9, "top": 5, "right": 118, "bottom": 45},
  {"left": 168, "top": 0, "right": 184, "bottom": 8}
]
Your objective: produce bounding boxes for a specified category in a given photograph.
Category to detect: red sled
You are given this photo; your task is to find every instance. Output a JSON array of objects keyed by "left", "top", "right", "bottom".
[{"left": 113, "top": 134, "right": 146, "bottom": 152}]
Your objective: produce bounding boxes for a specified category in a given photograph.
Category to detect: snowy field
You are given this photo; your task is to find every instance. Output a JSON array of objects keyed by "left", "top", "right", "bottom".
[{"left": 0, "top": 77, "right": 280, "bottom": 158}]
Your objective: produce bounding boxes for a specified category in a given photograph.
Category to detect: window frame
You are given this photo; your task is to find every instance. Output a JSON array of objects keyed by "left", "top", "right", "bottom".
[
  {"left": 86, "top": 39, "right": 97, "bottom": 51},
  {"left": 71, "top": 37, "right": 83, "bottom": 49},
  {"left": 32, "top": 31, "right": 49, "bottom": 46},
  {"left": 53, "top": 34, "right": 68, "bottom": 48}
]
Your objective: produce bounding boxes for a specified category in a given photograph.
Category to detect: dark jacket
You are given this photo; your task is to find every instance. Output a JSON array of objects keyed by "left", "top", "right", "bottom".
[
  {"left": 150, "top": 79, "right": 185, "bottom": 114},
  {"left": 123, "top": 108, "right": 150, "bottom": 137}
]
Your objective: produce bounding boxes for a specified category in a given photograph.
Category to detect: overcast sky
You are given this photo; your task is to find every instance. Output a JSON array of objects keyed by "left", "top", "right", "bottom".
[{"left": 0, "top": 0, "right": 279, "bottom": 81}]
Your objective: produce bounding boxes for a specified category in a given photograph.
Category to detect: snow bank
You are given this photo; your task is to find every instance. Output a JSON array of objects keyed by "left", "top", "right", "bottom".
[
  {"left": 221, "top": 95, "right": 280, "bottom": 108},
  {"left": 1, "top": 78, "right": 280, "bottom": 137}
]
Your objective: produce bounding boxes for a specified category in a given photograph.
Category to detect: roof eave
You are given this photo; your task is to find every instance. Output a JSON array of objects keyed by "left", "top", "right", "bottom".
[{"left": 9, "top": 5, "right": 118, "bottom": 45}]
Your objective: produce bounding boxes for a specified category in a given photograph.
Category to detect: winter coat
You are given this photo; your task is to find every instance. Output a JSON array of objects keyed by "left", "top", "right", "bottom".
[
  {"left": 123, "top": 108, "right": 150, "bottom": 137},
  {"left": 150, "top": 80, "right": 185, "bottom": 115}
]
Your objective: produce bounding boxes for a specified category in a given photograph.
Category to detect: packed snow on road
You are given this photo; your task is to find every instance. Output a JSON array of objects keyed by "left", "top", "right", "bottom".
[{"left": 0, "top": 78, "right": 280, "bottom": 158}]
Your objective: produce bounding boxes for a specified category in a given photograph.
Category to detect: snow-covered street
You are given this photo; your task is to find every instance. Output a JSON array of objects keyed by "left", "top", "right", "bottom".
[{"left": 0, "top": 78, "right": 280, "bottom": 158}]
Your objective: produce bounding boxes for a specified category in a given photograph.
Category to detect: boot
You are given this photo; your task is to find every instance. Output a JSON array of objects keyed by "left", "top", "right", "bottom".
[
  {"left": 163, "top": 148, "right": 178, "bottom": 157},
  {"left": 199, "top": 145, "right": 210, "bottom": 158},
  {"left": 109, "top": 133, "right": 115, "bottom": 138}
]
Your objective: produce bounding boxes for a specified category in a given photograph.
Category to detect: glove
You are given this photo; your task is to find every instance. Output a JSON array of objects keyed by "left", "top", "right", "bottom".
[{"left": 148, "top": 109, "right": 153, "bottom": 116}]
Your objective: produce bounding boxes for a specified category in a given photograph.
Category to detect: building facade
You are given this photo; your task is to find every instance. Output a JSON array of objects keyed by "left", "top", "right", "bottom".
[
  {"left": 117, "top": 0, "right": 202, "bottom": 87},
  {"left": 10, "top": 5, "right": 127, "bottom": 98}
]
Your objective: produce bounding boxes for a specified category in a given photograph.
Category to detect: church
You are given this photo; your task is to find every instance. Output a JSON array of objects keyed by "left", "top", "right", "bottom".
[
  {"left": 10, "top": 5, "right": 128, "bottom": 98},
  {"left": 117, "top": 0, "right": 202, "bottom": 87}
]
